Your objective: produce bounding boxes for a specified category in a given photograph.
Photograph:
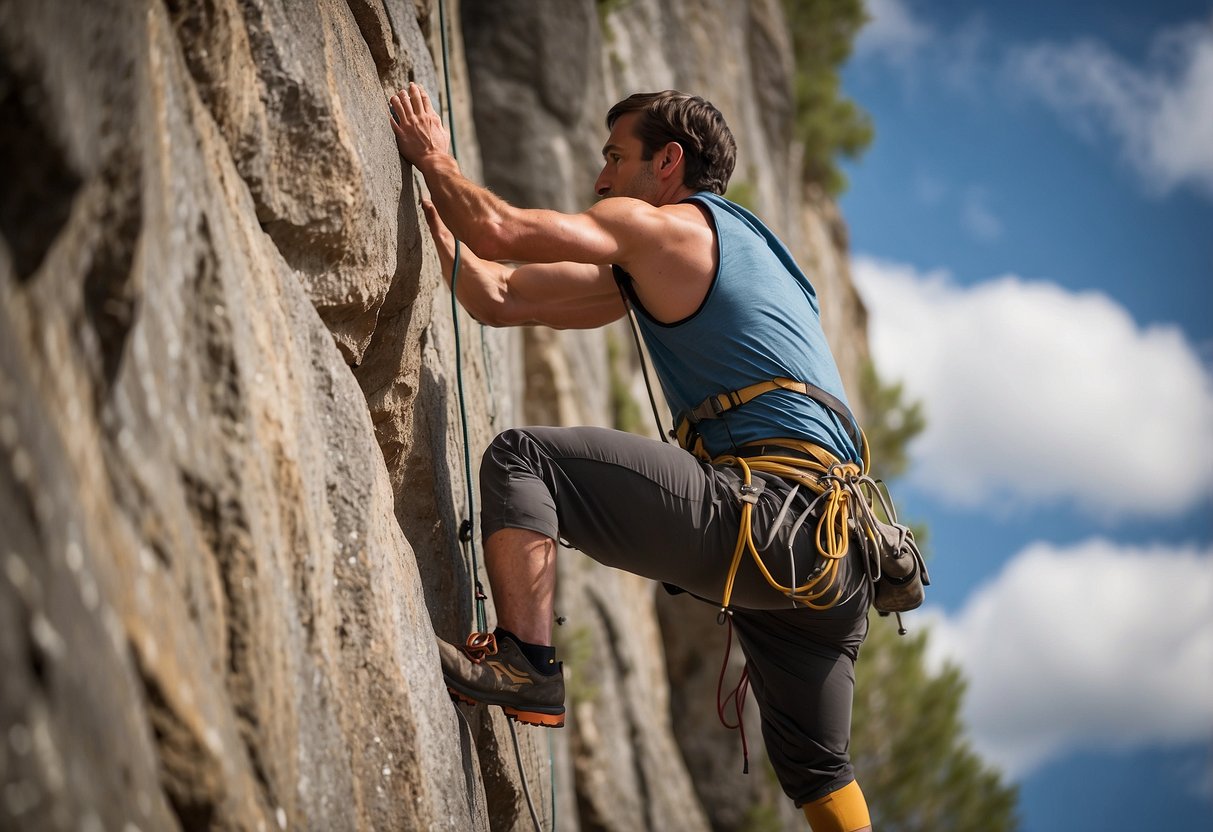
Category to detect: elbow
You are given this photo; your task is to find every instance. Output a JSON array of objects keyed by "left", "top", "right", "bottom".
[
  {"left": 481, "top": 302, "right": 528, "bottom": 328},
  {"left": 472, "top": 308, "right": 508, "bottom": 328},
  {"left": 465, "top": 293, "right": 513, "bottom": 328}
]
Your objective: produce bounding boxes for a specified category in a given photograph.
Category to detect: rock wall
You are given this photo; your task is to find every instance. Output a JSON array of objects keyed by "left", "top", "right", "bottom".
[{"left": 0, "top": 1, "right": 868, "bottom": 831}]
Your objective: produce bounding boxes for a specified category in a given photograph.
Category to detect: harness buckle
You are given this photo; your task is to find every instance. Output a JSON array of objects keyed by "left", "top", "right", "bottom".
[{"left": 738, "top": 482, "right": 762, "bottom": 505}]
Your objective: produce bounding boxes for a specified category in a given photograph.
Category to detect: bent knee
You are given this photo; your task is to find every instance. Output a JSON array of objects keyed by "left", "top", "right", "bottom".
[{"left": 480, "top": 428, "right": 534, "bottom": 478}]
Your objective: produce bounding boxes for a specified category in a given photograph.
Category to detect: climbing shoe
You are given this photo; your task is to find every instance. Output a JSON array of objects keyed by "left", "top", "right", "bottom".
[{"left": 438, "top": 631, "right": 566, "bottom": 727}]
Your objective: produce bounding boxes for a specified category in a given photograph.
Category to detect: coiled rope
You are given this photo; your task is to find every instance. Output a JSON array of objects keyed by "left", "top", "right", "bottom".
[{"left": 713, "top": 439, "right": 873, "bottom": 615}]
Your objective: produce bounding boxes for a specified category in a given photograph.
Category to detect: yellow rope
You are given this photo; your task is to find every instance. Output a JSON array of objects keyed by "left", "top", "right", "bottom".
[{"left": 714, "top": 437, "right": 869, "bottom": 613}]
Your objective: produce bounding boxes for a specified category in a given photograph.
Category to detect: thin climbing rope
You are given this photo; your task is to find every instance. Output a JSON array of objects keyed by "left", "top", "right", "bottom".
[
  {"left": 433, "top": 0, "right": 551, "bottom": 828},
  {"left": 508, "top": 718, "right": 544, "bottom": 830},
  {"left": 436, "top": 0, "right": 485, "bottom": 636}
]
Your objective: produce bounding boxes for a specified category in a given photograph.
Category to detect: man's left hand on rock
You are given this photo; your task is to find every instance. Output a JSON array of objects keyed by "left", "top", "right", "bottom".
[{"left": 389, "top": 82, "right": 450, "bottom": 167}]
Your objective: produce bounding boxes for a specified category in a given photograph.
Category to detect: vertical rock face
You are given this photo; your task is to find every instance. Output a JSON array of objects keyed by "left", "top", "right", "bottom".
[
  {"left": 1, "top": 2, "right": 867, "bottom": 832},
  {"left": 162, "top": 0, "right": 402, "bottom": 364},
  {"left": 0, "top": 1, "right": 490, "bottom": 829}
]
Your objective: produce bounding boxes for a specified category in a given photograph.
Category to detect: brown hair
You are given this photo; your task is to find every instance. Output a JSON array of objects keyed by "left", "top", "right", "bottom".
[{"left": 606, "top": 91, "right": 736, "bottom": 195}]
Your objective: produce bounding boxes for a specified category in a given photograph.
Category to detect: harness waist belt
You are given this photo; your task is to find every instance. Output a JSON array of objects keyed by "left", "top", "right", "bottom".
[
  {"left": 734, "top": 439, "right": 840, "bottom": 470},
  {"left": 677, "top": 377, "right": 862, "bottom": 455},
  {"left": 735, "top": 445, "right": 820, "bottom": 464}
]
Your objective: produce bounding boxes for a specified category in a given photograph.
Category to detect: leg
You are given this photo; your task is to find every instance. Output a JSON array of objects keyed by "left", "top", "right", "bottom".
[
  {"left": 438, "top": 425, "right": 729, "bottom": 725},
  {"left": 439, "top": 425, "right": 728, "bottom": 727},
  {"left": 438, "top": 527, "right": 565, "bottom": 727},
  {"left": 802, "top": 780, "right": 871, "bottom": 831},
  {"left": 484, "top": 527, "right": 555, "bottom": 646},
  {"left": 731, "top": 600, "right": 870, "bottom": 829},
  {"left": 478, "top": 425, "right": 829, "bottom": 608}
]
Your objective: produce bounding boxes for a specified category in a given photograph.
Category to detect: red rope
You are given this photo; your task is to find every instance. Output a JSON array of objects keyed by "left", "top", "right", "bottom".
[{"left": 715, "top": 614, "right": 751, "bottom": 774}]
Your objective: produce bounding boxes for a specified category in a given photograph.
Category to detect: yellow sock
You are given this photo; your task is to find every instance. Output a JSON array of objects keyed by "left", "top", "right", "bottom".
[{"left": 802, "top": 780, "right": 871, "bottom": 832}]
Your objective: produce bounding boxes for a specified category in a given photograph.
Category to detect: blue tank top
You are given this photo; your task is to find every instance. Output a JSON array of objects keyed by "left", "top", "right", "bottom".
[{"left": 616, "top": 192, "right": 859, "bottom": 462}]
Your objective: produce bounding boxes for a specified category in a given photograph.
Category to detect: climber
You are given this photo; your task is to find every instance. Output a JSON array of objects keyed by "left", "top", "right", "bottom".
[{"left": 390, "top": 81, "right": 874, "bottom": 832}]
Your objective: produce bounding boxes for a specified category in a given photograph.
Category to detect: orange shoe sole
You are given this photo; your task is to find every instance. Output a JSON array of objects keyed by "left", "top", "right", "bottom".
[
  {"left": 502, "top": 705, "right": 565, "bottom": 728},
  {"left": 448, "top": 688, "right": 566, "bottom": 728}
]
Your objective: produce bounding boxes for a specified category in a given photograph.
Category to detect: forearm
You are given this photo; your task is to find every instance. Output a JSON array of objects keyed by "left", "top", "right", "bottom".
[
  {"left": 431, "top": 229, "right": 511, "bottom": 325},
  {"left": 441, "top": 254, "right": 621, "bottom": 330},
  {"left": 416, "top": 153, "right": 621, "bottom": 266},
  {"left": 427, "top": 208, "right": 621, "bottom": 329},
  {"left": 416, "top": 153, "right": 516, "bottom": 260}
]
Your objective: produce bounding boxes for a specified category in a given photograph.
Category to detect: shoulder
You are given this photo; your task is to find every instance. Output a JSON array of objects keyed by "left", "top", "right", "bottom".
[
  {"left": 593, "top": 197, "right": 720, "bottom": 322},
  {"left": 584, "top": 197, "right": 713, "bottom": 247}
]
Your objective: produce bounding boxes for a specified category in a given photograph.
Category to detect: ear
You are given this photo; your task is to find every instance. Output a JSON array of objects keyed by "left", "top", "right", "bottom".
[{"left": 655, "top": 142, "right": 685, "bottom": 181}]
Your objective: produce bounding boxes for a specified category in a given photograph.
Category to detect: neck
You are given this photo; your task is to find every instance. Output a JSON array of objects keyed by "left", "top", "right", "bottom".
[{"left": 653, "top": 181, "right": 698, "bottom": 206}]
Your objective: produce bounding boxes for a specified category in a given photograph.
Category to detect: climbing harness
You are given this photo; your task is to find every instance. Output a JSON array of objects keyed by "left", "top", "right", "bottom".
[
  {"left": 710, "top": 431, "right": 928, "bottom": 626},
  {"left": 674, "top": 376, "right": 860, "bottom": 461},
  {"left": 617, "top": 299, "right": 929, "bottom": 625},
  {"left": 433, "top": 0, "right": 554, "bottom": 827}
]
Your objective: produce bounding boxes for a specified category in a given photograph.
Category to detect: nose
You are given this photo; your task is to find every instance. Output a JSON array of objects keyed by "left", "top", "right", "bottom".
[{"left": 594, "top": 166, "right": 610, "bottom": 197}]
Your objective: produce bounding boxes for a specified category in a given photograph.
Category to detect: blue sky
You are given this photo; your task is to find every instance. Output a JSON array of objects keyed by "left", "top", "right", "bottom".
[{"left": 838, "top": 1, "right": 1213, "bottom": 830}]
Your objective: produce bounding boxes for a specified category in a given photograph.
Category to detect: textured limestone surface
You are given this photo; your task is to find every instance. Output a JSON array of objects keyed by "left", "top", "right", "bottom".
[
  {"left": 2, "top": 1, "right": 868, "bottom": 830},
  {"left": 0, "top": 0, "right": 498, "bottom": 829}
]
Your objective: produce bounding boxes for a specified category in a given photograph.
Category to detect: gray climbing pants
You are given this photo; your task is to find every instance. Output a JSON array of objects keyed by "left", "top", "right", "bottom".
[{"left": 480, "top": 426, "right": 872, "bottom": 805}]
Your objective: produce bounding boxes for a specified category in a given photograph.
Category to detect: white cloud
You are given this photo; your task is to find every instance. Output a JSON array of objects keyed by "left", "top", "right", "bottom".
[
  {"left": 855, "top": 0, "right": 933, "bottom": 63},
  {"left": 922, "top": 539, "right": 1213, "bottom": 778},
  {"left": 853, "top": 256, "right": 1213, "bottom": 517},
  {"left": 1007, "top": 21, "right": 1213, "bottom": 198},
  {"left": 854, "top": 3, "right": 994, "bottom": 97}
]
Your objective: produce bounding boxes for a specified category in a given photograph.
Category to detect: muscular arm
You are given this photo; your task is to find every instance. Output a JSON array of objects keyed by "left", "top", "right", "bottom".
[
  {"left": 392, "top": 85, "right": 603, "bottom": 257},
  {"left": 391, "top": 82, "right": 712, "bottom": 324},
  {"left": 422, "top": 200, "right": 625, "bottom": 330}
]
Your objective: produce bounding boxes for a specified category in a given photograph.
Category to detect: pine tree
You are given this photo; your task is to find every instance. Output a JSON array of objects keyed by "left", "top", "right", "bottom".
[
  {"left": 852, "top": 622, "right": 1019, "bottom": 831},
  {"left": 854, "top": 364, "right": 1019, "bottom": 830},
  {"left": 782, "top": 0, "right": 875, "bottom": 194}
]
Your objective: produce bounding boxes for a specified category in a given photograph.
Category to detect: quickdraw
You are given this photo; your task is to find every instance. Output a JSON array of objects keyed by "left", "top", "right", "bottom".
[{"left": 460, "top": 631, "right": 498, "bottom": 664}]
